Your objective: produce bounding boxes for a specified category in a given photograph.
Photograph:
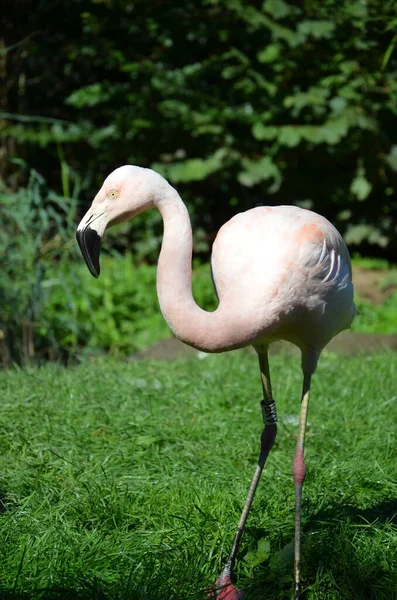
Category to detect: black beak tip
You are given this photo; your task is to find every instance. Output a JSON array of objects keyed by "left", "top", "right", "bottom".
[{"left": 76, "top": 227, "right": 101, "bottom": 278}]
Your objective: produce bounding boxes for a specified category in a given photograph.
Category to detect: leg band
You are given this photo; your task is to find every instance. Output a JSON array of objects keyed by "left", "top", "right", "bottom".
[{"left": 261, "top": 399, "right": 277, "bottom": 425}]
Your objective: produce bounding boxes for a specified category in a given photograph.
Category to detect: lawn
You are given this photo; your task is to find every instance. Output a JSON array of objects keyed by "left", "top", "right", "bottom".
[{"left": 0, "top": 351, "right": 396, "bottom": 600}]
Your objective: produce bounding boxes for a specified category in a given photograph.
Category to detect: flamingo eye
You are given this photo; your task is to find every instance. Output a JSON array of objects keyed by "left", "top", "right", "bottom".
[{"left": 108, "top": 189, "right": 118, "bottom": 200}]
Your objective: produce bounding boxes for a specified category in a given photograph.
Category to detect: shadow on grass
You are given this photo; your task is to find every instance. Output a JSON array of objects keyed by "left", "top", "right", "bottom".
[
  {"left": 311, "top": 497, "right": 397, "bottom": 527},
  {"left": 244, "top": 497, "right": 397, "bottom": 600}
]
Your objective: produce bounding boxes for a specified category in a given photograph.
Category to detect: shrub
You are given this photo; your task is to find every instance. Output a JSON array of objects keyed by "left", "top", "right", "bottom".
[
  {"left": 0, "top": 170, "right": 78, "bottom": 365},
  {"left": 1, "top": 168, "right": 395, "bottom": 366},
  {"left": 42, "top": 256, "right": 218, "bottom": 358},
  {"left": 0, "top": 174, "right": 218, "bottom": 363}
]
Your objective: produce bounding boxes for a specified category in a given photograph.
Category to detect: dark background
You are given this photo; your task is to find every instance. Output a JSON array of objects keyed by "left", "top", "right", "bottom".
[{"left": 2, "top": 0, "right": 397, "bottom": 257}]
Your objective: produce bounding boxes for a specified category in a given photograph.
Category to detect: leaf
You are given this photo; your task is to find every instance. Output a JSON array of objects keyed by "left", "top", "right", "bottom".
[
  {"left": 345, "top": 224, "right": 384, "bottom": 246},
  {"left": 298, "top": 20, "right": 335, "bottom": 40},
  {"left": 386, "top": 146, "right": 397, "bottom": 172},
  {"left": 284, "top": 86, "right": 329, "bottom": 116},
  {"left": 244, "top": 538, "right": 271, "bottom": 568},
  {"left": 269, "top": 539, "right": 294, "bottom": 581},
  {"left": 252, "top": 123, "right": 278, "bottom": 140},
  {"left": 238, "top": 156, "right": 281, "bottom": 190},
  {"left": 382, "top": 34, "right": 397, "bottom": 71},
  {"left": 65, "top": 83, "right": 111, "bottom": 108},
  {"left": 346, "top": 1, "right": 368, "bottom": 19},
  {"left": 262, "top": 0, "right": 291, "bottom": 19},
  {"left": 221, "top": 65, "right": 246, "bottom": 79},
  {"left": 299, "top": 126, "right": 324, "bottom": 144},
  {"left": 329, "top": 96, "right": 347, "bottom": 114},
  {"left": 350, "top": 168, "right": 372, "bottom": 200},
  {"left": 151, "top": 149, "right": 229, "bottom": 183},
  {"left": 257, "top": 44, "right": 281, "bottom": 63},
  {"left": 278, "top": 126, "right": 301, "bottom": 147},
  {"left": 158, "top": 100, "right": 190, "bottom": 118},
  {"left": 321, "top": 116, "right": 350, "bottom": 144}
]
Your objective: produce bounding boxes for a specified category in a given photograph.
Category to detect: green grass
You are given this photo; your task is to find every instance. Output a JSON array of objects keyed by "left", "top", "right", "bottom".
[
  {"left": 0, "top": 351, "right": 397, "bottom": 599},
  {"left": 351, "top": 255, "right": 393, "bottom": 271},
  {"left": 353, "top": 294, "right": 397, "bottom": 334},
  {"left": 350, "top": 254, "right": 397, "bottom": 334}
]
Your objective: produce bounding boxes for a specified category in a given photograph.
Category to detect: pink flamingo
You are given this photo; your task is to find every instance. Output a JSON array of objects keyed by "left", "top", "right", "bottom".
[{"left": 76, "top": 165, "right": 356, "bottom": 599}]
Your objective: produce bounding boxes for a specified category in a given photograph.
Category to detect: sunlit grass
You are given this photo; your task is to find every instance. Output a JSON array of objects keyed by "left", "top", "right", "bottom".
[
  {"left": 354, "top": 293, "right": 397, "bottom": 334},
  {"left": 0, "top": 351, "right": 396, "bottom": 599}
]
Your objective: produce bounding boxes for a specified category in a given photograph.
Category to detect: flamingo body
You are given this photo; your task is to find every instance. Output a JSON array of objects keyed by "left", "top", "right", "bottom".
[
  {"left": 211, "top": 205, "right": 355, "bottom": 357},
  {"left": 76, "top": 165, "right": 356, "bottom": 598}
]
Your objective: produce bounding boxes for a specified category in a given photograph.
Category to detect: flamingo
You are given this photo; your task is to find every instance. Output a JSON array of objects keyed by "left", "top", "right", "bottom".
[{"left": 76, "top": 165, "right": 356, "bottom": 599}]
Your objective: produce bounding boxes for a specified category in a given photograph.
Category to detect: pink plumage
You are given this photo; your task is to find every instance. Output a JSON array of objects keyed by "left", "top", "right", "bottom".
[{"left": 76, "top": 165, "right": 356, "bottom": 599}]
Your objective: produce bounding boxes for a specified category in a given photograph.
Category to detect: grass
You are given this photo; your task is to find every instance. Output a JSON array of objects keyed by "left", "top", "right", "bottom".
[
  {"left": 351, "top": 256, "right": 393, "bottom": 271},
  {"left": 350, "top": 254, "right": 397, "bottom": 334},
  {"left": 353, "top": 295, "right": 397, "bottom": 334},
  {"left": 0, "top": 351, "right": 397, "bottom": 599}
]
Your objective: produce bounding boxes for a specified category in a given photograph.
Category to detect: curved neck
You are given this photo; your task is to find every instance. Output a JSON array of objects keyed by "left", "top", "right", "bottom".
[{"left": 155, "top": 188, "right": 247, "bottom": 353}]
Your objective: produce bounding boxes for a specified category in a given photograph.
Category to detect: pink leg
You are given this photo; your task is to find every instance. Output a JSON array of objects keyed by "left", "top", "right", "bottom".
[
  {"left": 212, "top": 348, "right": 277, "bottom": 599},
  {"left": 292, "top": 374, "right": 311, "bottom": 599}
]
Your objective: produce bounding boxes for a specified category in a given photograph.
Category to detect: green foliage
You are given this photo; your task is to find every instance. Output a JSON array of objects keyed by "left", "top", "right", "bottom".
[
  {"left": 0, "top": 170, "right": 78, "bottom": 364},
  {"left": 0, "top": 171, "right": 219, "bottom": 363},
  {"left": 1, "top": 178, "right": 396, "bottom": 363},
  {"left": 42, "top": 256, "right": 219, "bottom": 358},
  {"left": 40, "top": 245, "right": 397, "bottom": 355},
  {"left": 0, "top": 168, "right": 394, "bottom": 364},
  {"left": 45, "top": 257, "right": 169, "bottom": 357},
  {"left": 0, "top": 352, "right": 397, "bottom": 598},
  {"left": 2, "top": 0, "right": 397, "bottom": 258},
  {"left": 0, "top": 165, "right": 216, "bottom": 362},
  {"left": 28, "top": 250, "right": 397, "bottom": 358}
]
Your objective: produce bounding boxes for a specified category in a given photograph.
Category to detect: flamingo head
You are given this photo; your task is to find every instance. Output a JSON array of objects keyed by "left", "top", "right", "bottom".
[{"left": 76, "top": 165, "right": 166, "bottom": 277}]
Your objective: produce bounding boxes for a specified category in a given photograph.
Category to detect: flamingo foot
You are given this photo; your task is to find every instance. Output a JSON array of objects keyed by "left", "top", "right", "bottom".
[{"left": 210, "top": 571, "right": 244, "bottom": 599}]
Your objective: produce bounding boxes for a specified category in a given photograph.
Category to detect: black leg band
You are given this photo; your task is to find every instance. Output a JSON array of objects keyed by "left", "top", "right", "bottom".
[{"left": 261, "top": 399, "right": 277, "bottom": 425}]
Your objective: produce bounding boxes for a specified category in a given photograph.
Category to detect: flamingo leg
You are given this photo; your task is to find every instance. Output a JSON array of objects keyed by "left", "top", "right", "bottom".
[
  {"left": 213, "top": 347, "right": 277, "bottom": 599},
  {"left": 292, "top": 373, "right": 311, "bottom": 599}
]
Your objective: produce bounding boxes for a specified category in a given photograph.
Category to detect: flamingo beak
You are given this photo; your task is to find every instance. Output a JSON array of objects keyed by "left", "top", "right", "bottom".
[
  {"left": 76, "top": 226, "right": 101, "bottom": 278},
  {"left": 76, "top": 209, "right": 106, "bottom": 278}
]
